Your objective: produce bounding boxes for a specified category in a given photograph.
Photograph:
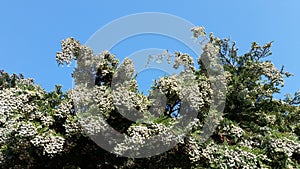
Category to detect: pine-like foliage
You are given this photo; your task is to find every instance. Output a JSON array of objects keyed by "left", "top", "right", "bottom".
[{"left": 0, "top": 27, "right": 299, "bottom": 168}]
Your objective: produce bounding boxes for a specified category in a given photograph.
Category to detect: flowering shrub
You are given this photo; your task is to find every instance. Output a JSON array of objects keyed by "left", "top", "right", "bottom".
[{"left": 0, "top": 27, "right": 299, "bottom": 168}]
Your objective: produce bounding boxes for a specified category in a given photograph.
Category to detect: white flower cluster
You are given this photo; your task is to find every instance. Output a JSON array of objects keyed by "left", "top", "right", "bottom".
[
  {"left": 196, "top": 75, "right": 213, "bottom": 106},
  {"left": 0, "top": 87, "right": 31, "bottom": 115},
  {"left": 16, "top": 77, "right": 35, "bottom": 87},
  {"left": 113, "top": 84, "right": 139, "bottom": 112},
  {"left": 94, "top": 50, "right": 119, "bottom": 74},
  {"left": 260, "top": 61, "right": 283, "bottom": 85},
  {"left": 41, "top": 115, "right": 55, "bottom": 126},
  {"left": 113, "top": 85, "right": 150, "bottom": 121},
  {"left": 247, "top": 61, "right": 284, "bottom": 88},
  {"left": 16, "top": 122, "right": 38, "bottom": 137},
  {"left": 222, "top": 123, "right": 245, "bottom": 139},
  {"left": 188, "top": 140, "right": 260, "bottom": 168},
  {"left": 113, "top": 123, "right": 180, "bottom": 156},
  {"left": 56, "top": 38, "right": 120, "bottom": 87},
  {"left": 127, "top": 123, "right": 168, "bottom": 138},
  {"left": 0, "top": 88, "right": 34, "bottom": 145},
  {"left": 239, "top": 138, "right": 260, "bottom": 150},
  {"left": 55, "top": 99, "right": 72, "bottom": 119},
  {"left": 199, "top": 43, "right": 226, "bottom": 106},
  {"left": 63, "top": 115, "right": 81, "bottom": 137},
  {"left": 31, "top": 133, "right": 65, "bottom": 157},
  {"left": 239, "top": 133, "right": 267, "bottom": 150},
  {"left": 112, "top": 58, "right": 136, "bottom": 88},
  {"left": 92, "top": 86, "right": 114, "bottom": 115},
  {"left": 185, "top": 136, "right": 202, "bottom": 162},
  {"left": 269, "top": 137, "right": 300, "bottom": 157},
  {"left": 77, "top": 46, "right": 94, "bottom": 66},
  {"left": 265, "top": 114, "right": 277, "bottom": 125},
  {"left": 180, "top": 72, "right": 205, "bottom": 112},
  {"left": 72, "top": 85, "right": 114, "bottom": 116},
  {"left": 0, "top": 82, "right": 82, "bottom": 165},
  {"left": 155, "top": 71, "right": 205, "bottom": 113},
  {"left": 71, "top": 86, "right": 94, "bottom": 111},
  {"left": 199, "top": 43, "right": 221, "bottom": 70},
  {"left": 156, "top": 75, "right": 181, "bottom": 94},
  {"left": 173, "top": 52, "right": 195, "bottom": 71},
  {"left": 146, "top": 50, "right": 173, "bottom": 66},
  {"left": 111, "top": 58, "right": 151, "bottom": 120},
  {"left": 191, "top": 26, "right": 206, "bottom": 39},
  {"left": 78, "top": 115, "right": 109, "bottom": 136},
  {"left": 56, "top": 37, "right": 80, "bottom": 65}
]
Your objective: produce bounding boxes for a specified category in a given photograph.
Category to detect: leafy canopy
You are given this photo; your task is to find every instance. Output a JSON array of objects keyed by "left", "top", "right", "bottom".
[{"left": 0, "top": 27, "right": 299, "bottom": 168}]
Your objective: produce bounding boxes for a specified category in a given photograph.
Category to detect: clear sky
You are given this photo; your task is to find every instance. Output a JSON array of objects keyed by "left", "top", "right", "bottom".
[{"left": 0, "top": 1, "right": 299, "bottom": 99}]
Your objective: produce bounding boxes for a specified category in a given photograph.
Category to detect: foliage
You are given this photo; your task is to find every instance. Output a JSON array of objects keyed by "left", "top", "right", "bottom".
[{"left": 0, "top": 27, "right": 299, "bottom": 168}]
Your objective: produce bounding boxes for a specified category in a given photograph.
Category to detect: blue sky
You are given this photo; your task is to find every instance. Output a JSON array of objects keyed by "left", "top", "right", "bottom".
[{"left": 0, "top": 1, "right": 299, "bottom": 99}]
